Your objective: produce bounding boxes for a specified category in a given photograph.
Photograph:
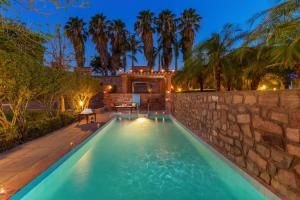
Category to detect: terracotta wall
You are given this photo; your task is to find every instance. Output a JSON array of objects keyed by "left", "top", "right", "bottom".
[
  {"left": 104, "top": 93, "right": 165, "bottom": 111},
  {"left": 170, "top": 90, "right": 300, "bottom": 199}
]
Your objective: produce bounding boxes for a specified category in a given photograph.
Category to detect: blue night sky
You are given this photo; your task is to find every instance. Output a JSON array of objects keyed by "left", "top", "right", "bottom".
[{"left": 5, "top": 0, "right": 277, "bottom": 70}]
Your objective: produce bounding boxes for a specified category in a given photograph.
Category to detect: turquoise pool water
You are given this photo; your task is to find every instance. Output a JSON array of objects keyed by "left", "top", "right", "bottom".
[{"left": 12, "top": 116, "right": 277, "bottom": 200}]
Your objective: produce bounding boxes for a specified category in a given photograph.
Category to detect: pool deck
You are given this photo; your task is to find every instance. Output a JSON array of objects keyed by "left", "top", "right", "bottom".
[{"left": 0, "top": 112, "right": 113, "bottom": 200}]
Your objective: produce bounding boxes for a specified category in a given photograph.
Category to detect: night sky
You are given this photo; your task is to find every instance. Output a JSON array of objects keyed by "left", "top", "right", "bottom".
[{"left": 5, "top": 0, "right": 277, "bottom": 70}]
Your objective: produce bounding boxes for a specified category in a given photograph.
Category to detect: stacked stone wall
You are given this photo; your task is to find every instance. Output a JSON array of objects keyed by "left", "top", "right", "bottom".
[{"left": 171, "top": 90, "right": 300, "bottom": 199}]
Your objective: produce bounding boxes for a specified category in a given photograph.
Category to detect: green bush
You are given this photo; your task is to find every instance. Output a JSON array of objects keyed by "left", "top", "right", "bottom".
[{"left": 0, "top": 112, "right": 76, "bottom": 153}]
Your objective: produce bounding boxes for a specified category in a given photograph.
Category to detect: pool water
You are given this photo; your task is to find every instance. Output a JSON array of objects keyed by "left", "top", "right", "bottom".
[{"left": 12, "top": 117, "right": 277, "bottom": 200}]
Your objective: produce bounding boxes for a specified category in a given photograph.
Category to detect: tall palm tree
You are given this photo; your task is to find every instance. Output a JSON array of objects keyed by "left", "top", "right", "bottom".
[
  {"left": 135, "top": 10, "right": 155, "bottom": 70},
  {"left": 173, "top": 33, "right": 180, "bottom": 71},
  {"left": 128, "top": 33, "right": 142, "bottom": 68},
  {"left": 109, "top": 19, "right": 127, "bottom": 74},
  {"left": 64, "top": 17, "right": 87, "bottom": 67},
  {"left": 89, "top": 14, "right": 110, "bottom": 72},
  {"left": 156, "top": 9, "right": 177, "bottom": 71},
  {"left": 178, "top": 8, "right": 201, "bottom": 62},
  {"left": 201, "top": 24, "right": 241, "bottom": 91}
]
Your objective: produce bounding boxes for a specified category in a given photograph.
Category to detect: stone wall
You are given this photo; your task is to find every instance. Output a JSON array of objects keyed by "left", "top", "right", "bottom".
[
  {"left": 170, "top": 90, "right": 300, "bottom": 199},
  {"left": 95, "top": 76, "right": 122, "bottom": 93}
]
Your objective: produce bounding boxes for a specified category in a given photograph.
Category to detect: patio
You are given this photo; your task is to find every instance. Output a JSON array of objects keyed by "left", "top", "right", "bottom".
[{"left": 0, "top": 113, "right": 113, "bottom": 200}]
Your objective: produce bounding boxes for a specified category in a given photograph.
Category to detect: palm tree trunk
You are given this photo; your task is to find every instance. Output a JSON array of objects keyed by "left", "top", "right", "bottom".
[
  {"left": 214, "top": 63, "right": 221, "bottom": 91},
  {"left": 198, "top": 76, "right": 204, "bottom": 92},
  {"left": 175, "top": 55, "right": 178, "bottom": 71},
  {"left": 59, "top": 96, "right": 65, "bottom": 113},
  {"left": 251, "top": 78, "right": 260, "bottom": 90}
]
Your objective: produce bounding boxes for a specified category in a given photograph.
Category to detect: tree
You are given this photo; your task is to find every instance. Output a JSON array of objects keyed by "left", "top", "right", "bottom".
[
  {"left": 200, "top": 24, "right": 241, "bottom": 91},
  {"left": 156, "top": 9, "right": 177, "bottom": 71},
  {"left": 173, "top": 33, "right": 180, "bottom": 71},
  {"left": 64, "top": 17, "right": 87, "bottom": 68},
  {"left": 109, "top": 19, "right": 128, "bottom": 74},
  {"left": 128, "top": 33, "right": 142, "bottom": 67},
  {"left": 48, "top": 24, "right": 72, "bottom": 70},
  {"left": 89, "top": 14, "right": 110, "bottom": 72},
  {"left": 135, "top": 10, "right": 155, "bottom": 69},
  {"left": 178, "top": 8, "right": 201, "bottom": 62}
]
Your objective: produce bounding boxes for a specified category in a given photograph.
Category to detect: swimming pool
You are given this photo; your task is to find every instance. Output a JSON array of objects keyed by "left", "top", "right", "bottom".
[{"left": 12, "top": 115, "right": 279, "bottom": 200}]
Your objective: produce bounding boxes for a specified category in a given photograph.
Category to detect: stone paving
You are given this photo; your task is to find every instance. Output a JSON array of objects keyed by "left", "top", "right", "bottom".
[{"left": 0, "top": 113, "right": 113, "bottom": 200}]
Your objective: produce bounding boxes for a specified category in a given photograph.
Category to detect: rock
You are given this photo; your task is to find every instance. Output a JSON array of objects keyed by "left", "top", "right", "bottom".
[
  {"left": 259, "top": 171, "right": 270, "bottom": 184},
  {"left": 258, "top": 93, "right": 279, "bottom": 107},
  {"left": 237, "top": 114, "right": 250, "bottom": 124},
  {"left": 286, "top": 128, "right": 300, "bottom": 143},
  {"left": 232, "top": 95, "right": 243, "bottom": 104},
  {"left": 280, "top": 92, "right": 300, "bottom": 109},
  {"left": 290, "top": 112, "right": 300, "bottom": 128},
  {"left": 271, "top": 148, "right": 293, "bottom": 169},
  {"left": 248, "top": 150, "right": 267, "bottom": 170},
  {"left": 270, "top": 112, "right": 288, "bottom": 124},
  {"left": 277, "top": 169, "right": 298, "bottom": 189},
  {"left": 241, "top": 124, "right": 252, "bottom": 137},
  {"left": 256, "top": 144, "right": 270, "bottom": 159},
  {"left": 252, "top": 115, "right": 283, "bottom": 135},
  {"left": 287, "top": 144, "right": 300, "bottom": 157},
  {"left": 244, "top": 95, "right": 257, "bottom": 105}
]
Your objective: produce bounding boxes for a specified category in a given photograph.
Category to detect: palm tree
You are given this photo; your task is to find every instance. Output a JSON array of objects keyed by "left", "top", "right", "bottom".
[
  {"left": 156, "top": 9, "right": 177, "bottom": 71},
  {"left": 173, "top": 33, "right": 180, "bottom": 71},
  {"left": 109, "top": 19, "right": 127, "bottom": 74},
  {"left": 178, "top": 8, "right": 201, "bottom": 62},
  {"left": 174, "top": 46, "right": 208, "bottom": 91},
  {"left": 135, "top": 10, "right": 155, "bottom": 70},
  {"left": 89, "top": 14, "right": 110, "bottom": 72},
  {"left": 64, "top": 17, "right": 87, "bottom": 67},
  {"left": 128, "top": 33, "right": 142, "bottom": 68},
  {"left": 201, "top": 24, "right": 241, "bottom": 91}
]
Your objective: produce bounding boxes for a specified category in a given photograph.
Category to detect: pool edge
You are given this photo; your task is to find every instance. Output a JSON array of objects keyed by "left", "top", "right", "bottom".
[
  {"left": 170, "top": 115, "right": 281, "bottom": 200},
  {"left": 9, "top": 118, "right": 116, "bottom": 200}
]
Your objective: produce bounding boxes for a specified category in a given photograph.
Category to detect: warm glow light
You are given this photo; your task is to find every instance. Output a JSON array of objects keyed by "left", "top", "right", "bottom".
[
  {"left": 108, "top": 85, "right": 112, "bottom": 90},
  {"left": 177, "top": 88, "right": 182, "bottom": 92},
  {"left": 79, "top": 100, "right": 84, "bottom": 107},
  {"left": 166, "top": 90, "right": 170, "bottom": 94},
  {"left": 273, "top": 88, "right": 277, "bottom": 91},
  {"left": 171, "top": 85, "right": 174, "bottom": 90},
  {"left": 137, "top": 117, "right": 146, "bottom": 123},
  {"left": 261, "top": 85, "right": 266, "bottom": 90},
  {"left": 172, "top": 69, "right": 175, "bottom": 73},
  {"left": 0, "top": 187, "right": 6, "bottom": 195},
  {"left": 140, "top": 69, "right": 143, "bottom": 73},
  {"left": 161, "top": 69, "right": 165, "bottom": 73}
]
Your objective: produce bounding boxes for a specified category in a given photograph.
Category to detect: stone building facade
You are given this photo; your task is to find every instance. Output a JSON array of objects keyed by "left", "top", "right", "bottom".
[{"left": 170, "top": 90, "right": 300, "bottom": 199}]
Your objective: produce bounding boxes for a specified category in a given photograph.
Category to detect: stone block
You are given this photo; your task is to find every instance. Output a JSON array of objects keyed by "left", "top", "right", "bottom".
[
  {"left": 277, "top": 169, "right": 298, "bottom": 189},
  {"left": 241, "top": 124, "right": 252, "bottom": 137},
  {"left": 271, "top": 148, "right": 293, "bottom": 169},
  {"left": 248, "top": 150, "right": 267, "bottom": 170},
  {"left": 233, "top": 95, "right": 243, "bottom": 104},
  {"left": 286, "top": 128, "right": 300, "bottom": 143},
  {"left": 219, "top": 134, "right": 234, "bottom": 145},
  {"left": 246, "top": 160, "right": 260, "bottom": 175},
  {"left": 270, "top": 112, "right": 288, "bottom": 124},
  {"left": 256, "top": 144, "right": 270, "bottom": 159},
  {"left": 287, "top": 144, "right": 300, "bottom": 157},
  {"left": 280, "top": 93, "right": 300, "bottom": 109},
  {"left": 252, "top": 115, "right": 283, "bottom": 135},
  {"left": 290, "top": 112, "right": 300, "bottom": 128},
  {"left": 258, "top": 93, "right": 279, "bottom": 107},
  {"left": 259, "top": 171, "right": 270, "bottom": 184},
  {"left": 237, "top": 114, "right": 250, "bottom": 124},
  {"left": 244, "top": 95, "right": 257, "bottom": 105}
]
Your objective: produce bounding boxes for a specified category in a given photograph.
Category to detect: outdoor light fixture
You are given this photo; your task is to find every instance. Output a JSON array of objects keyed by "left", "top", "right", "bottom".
[
  {"left": 108, "top": 85, "right": 112, "bottom": 90},
  {"left": 273, "top": 88, "right": 277, "bottom": 91},
  {"left": 137, "top": 117, "right": 145, "bottom": 123},
  {"left": 140, "top": 69, "right": 143, "bottom": 73},
  {"left": 0, "top": 186, "right": 6, "bottom": 195},
  {"left": 161, "top": 69, "right": 165, "bottom": 73},
  {"left": 260, "top": 85, "right": 267, "bottom": 90},
  {"left": 79, "top": 100, "right": 84, "bottom": 107},
  {"left": 177, "top": 88, "right": 182, "bottom": 92},
  {"left": 166, "top": 90, "right": 170, "bottom": 94}
]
